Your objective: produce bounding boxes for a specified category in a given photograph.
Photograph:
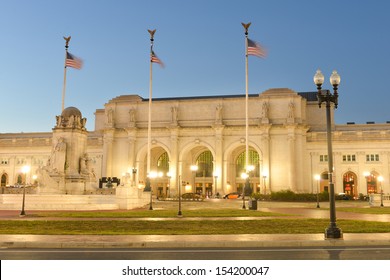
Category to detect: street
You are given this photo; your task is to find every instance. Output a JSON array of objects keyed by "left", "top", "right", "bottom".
[{"left": 1, "top": 246, "right": 390, "bottom": 260}]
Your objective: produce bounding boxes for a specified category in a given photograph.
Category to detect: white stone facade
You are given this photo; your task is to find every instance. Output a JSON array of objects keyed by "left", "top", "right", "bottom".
[{"left": 1, "top": 88, "right": 390, "bottom": 198}]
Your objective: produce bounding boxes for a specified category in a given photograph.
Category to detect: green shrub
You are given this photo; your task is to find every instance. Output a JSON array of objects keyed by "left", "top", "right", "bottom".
[{"left": 251, "top": 190, "right": 329, "bottom": 202}]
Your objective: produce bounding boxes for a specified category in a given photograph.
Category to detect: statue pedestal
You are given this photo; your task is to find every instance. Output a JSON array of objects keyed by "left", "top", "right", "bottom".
[{"left": 116, "top": 186, "right": 149, "bottom": 209}]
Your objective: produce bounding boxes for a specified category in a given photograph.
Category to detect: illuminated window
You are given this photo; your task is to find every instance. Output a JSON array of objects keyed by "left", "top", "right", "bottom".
[
  {"left": 320, "top": 155, "right": 328, "bottom": 162},
  {"left": 195, "top": 151, "right": 213, "bottom": 177},
  {"left": 366, "top": 154, "right": 379, "bottom": 162},
  {"left": 236, "top": 150, "right": 260, "bottom": 177},
  {"left": 342, "top": 154, "right": 356, "bottom": 162},
  {"left": 157, "top": 152, "right": 169, "bottom": 173}
]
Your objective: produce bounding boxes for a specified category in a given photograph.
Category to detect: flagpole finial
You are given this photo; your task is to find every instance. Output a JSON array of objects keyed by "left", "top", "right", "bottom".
[
  {"left": 241, "top": 22, "right": 251, "bottom": 35},
  {"left": 63, "top": 36, "right": 71, "bottom": 49},
  {"left": 148, "top": 29, "right": 156, "bottom": 40}
]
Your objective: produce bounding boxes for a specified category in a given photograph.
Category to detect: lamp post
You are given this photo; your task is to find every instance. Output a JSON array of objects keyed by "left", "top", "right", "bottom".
[
  {"left": 178, "top": 175, "right": 183, "bottom": 217},
  {"left": 314, "top": 174, "right": 321, "bottom": 208},
  {"left": 167, "top": 172, "right": 171, "bottom": 198},
  {"left": 378, "top": 176, "right": 384, "bottom": 207},
  {"left": 190, "top": 165, "right": 198, "bottom": 193},
  {"left": 241, "top": 172, "right": 248, "bottom": 209},
  {"left": 314, "top": 69, "right": 342, "bottom": 239},
  {"left": 132, "top": 167, "right": 137, "bottom": 187},
  {"left": 147, "top": 171, "right": 157, "bottom": 210},
  {"left": 262, "top": 175, "right": 267, "bottom": 195},
  {"left": 20, "top": 165, "right": 30, "bottom": 217},
  {"left": 213, "top": 173, "right": 218, "bottom": 198}
]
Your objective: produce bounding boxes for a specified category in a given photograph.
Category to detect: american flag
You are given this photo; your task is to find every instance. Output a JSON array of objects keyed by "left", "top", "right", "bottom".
[
  {"left": 247, "top": 38, "right": 267, "bottom": 58},
  {"left": 65, "top": 52, "right": 83, "bottom": 69},
  {"left": 151, "top": 51, "right": 164, "bottom": 67}
]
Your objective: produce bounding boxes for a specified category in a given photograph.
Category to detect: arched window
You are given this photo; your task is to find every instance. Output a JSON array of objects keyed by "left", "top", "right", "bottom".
[
  {"left": 236, "top": 150, "right": 260, "bottom": 177},
  {"left": 365, "top": 172, "right": 379, "bottom": 194},
  {"left": 343, "top": 171, "right": 357, "bottom": 196},
  {"left": 195, "top": 151, "right": 213, "bottom": 177},
  {"left": 1, "top": 173, "right": 7, "bottom": 186},
  {"left": 157, "top": 152, "right": 169, "bottom": 173},
  {"left": 17, "top": 174, "right": 23, "bottom": 185}
]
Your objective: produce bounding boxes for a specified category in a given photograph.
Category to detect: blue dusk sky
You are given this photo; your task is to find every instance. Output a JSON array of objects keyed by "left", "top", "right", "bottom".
[{"left": 1, "top": 0, "right": 389, "bottom": 133}]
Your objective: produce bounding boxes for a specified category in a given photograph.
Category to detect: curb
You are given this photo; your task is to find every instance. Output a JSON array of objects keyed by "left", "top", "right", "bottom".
[{"left": 2, "top": 237, "right": 390, "bottom": 249}]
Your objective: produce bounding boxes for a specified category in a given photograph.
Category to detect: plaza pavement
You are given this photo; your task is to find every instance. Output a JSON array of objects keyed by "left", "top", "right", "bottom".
[{"left": 1, "top": 200, "right": 390, "bottom": 249}]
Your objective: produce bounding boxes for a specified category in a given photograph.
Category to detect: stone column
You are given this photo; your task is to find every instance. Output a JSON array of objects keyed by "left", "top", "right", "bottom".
[
  {"left": 260, "top": 125, "right": 271, "bottom": 192},
  {"left": 287, "top": 131, "right": 296, "bottom": 191},
  {"left": 102, "top": 129, "right": 114, "bottom": 177},
  {"left": 214, "top": 125, "right": 224, "bottom": 195},
  {"left": 169, "top": 127, "right": 179, "bottom": 195}
]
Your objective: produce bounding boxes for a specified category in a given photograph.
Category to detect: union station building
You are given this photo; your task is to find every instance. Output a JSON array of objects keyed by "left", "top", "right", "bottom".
[{"left": 1, "top": 88, "right": 390, "bottom": 198}]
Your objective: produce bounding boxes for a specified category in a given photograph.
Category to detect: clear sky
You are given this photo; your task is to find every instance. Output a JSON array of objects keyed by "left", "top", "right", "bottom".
[{"left": 1, "top": 0, "right": 390, "bottom": 133}]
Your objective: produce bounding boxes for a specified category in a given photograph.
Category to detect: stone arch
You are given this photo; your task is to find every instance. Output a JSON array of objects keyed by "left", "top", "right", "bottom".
[
  {"left": 342, "top": 171, "right": 357, "bottom": 197},
  {"left": 135, "top": 142, "right": 171, "bottom": 195},
  {"left": 223, "top": 141, "right": 264, "bottom": 194},
  {"left": 1, "top": 173, "right": 8, "bottom": 186},
  {"left": 178, "top": 140, "right": 216, "bottom": 162},
  {"left": 364, "top": 171, "right": 380, "bottom": 194},
  {"left": 178, "top": 142, "right": 215, "bottom": 196}
]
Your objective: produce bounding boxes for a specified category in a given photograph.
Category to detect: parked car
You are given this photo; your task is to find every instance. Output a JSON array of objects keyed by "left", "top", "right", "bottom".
[
  {"left": 337, "top": 193, "right": 350, "bottom": 200},
  {"left": 181, "top": 192, "right": 203, "bottom": 201},
  {"left": 223, "top": 192, "right": 242, "bottom": 199}
]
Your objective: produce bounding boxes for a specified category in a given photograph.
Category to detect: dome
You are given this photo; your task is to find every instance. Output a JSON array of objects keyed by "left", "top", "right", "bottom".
[{"left": 61, "top": 107, "right": 82, "bottom": 118}]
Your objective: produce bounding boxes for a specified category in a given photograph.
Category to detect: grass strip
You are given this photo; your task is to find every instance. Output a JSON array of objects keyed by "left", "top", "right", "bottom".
[
  {"left": 31, "top": 209, "right": 288, "bottom": 218},
  {"left": 334, "top": 207, "right": 390, "bottom": 214},
  {"left": 0, "top": 219, "right": 389, "bottom": 235}
]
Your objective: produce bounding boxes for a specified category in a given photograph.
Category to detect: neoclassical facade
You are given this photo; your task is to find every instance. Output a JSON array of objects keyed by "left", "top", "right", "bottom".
[{"left": 1, "top": 88, "right": 390, "bottom": 198}]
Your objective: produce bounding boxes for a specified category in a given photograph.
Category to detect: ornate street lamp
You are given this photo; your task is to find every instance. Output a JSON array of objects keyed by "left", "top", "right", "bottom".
[
  {"left": 167, "top": 172, "right": 171, "bottom": 198},
  {"left": 314, "top": 69, "right": 343, "bottom": 239},
  {"left": 20, "top": 165, "right": 30, "bottom": 217},
  {"left": 132, "top": 167, "right": 137, "bottom": 187},
  {"left": 378, "top": 176, "right": 384, "bottom": 207},
  {"left": 147, "top": 171, "right": 157, "bottom": 210},
  {"left": 314, "top": 174, "right": 321, "bottom": 208},
  {"left": 241, "top": 172, "right": 249, "bottom": 209},
  {"left": 178, "top": 175, "right": 183, "bottom": 217}
]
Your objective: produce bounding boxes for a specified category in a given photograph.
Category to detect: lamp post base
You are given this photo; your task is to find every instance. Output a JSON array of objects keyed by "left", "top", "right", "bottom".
[{"left": 325, "top": 226, "right": 343, "bottom": 239}]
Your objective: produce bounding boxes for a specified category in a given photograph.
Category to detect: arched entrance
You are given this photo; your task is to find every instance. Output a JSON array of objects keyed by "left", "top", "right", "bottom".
[
  {"left": 364, "top": 171, "right": 379, "bottom": 194},
  {"left": 235, "top": 149, "right": 261, "bottom": 194},
  {"left": 1, "top": 173, "right": 8, "bottom": 187},
  {"left": 343, "top": 171, "right": 357, "bottom": 197},
  {"left": 142, "top": 147, "right": 170, "bottom": 198},
  {"left": 180, "top": 144, "right": 215, "bottom": 197}
]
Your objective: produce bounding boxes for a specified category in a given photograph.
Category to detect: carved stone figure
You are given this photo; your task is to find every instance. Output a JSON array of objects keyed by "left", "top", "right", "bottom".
[
  {"left": 79, "top": 153, "right": 90, "bottom": 175},
  {"left": 55, "top": 115, "right": 62, "bottom": 127},
  {"left": 129, "top": 109, "right": 136, "bottom": 122},
  {"left": 49, "top": 137, "right": 67, "bottom": 173},
  {"left": 261, "top": 101, "right": 269, "bottom": 119},
  {"left": 171, "top": 106, "right": 178, "bottom": 124},
  {"left": 106, "top": 108, "right": 114, "bottom": 126},
  {"left": 288, "top": 101, "right": 295, "bottom": 119},
  {"left": 81, "top": 118, "right": 87, "bottom": 130},
  {"left": 215, "top": 104, "right": 223, "bottom": 124}
]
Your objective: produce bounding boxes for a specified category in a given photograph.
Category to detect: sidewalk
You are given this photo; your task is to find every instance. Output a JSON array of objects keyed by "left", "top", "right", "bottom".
[
  {"left": 2, "top": 233, "right": 390, "bottom": 249},
  {"left": 1, "top": 200, "right": 390, "bottom": 249}
]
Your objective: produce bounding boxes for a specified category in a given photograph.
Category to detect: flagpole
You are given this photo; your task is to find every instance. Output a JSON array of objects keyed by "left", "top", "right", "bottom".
[
  {"left": 145, "top": 29, "right": 156, "bottom": 192},
  {"left": 61, "top": 36, "right": 71, "bottom": 112},
  {"left": 242, "top": 23, "right": 251, "bottom": 174}
]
